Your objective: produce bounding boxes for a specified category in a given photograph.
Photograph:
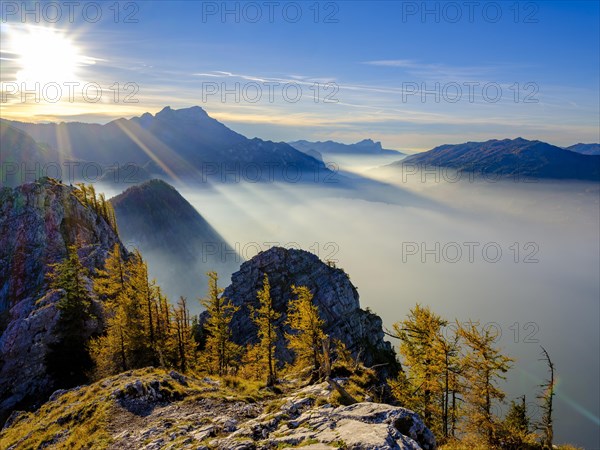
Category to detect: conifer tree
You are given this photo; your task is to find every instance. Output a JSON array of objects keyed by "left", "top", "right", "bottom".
[
  {"left": 433, "top": 329, "right": 462, "bottom": 439},
  {"left": 94, "top": 244, "right": 126, "bottom": 305},
  {"left": 200, "top": 272, "right": 240, "bottom": 375},
  {"left": 392, "top": 304, "right": 448, "bottom": 437},
  {"left": 99, "top": 193, "right": 108, "bottom": 221},
  {"left": 250, "top": 274, "right": 281, "bottom": 386},
  {"left": 88, "top": 183, "right": 98, "bottom": 211},
  {"left": 92, "top": 247, "right": 196, "bottom": 376},
  {"left": 75, "top": 183, "right": 89, "bottom": 206},
  {"left": 537, "top": 346, "right": 555, "bottom": 449},
  {"left": 73, "top": 183, "right": 118, "bottom": 232},
  {"left": 49, "top": 244, "right": 92, "bottom": 319},
  {"left": 239, "top": 344, "right": 263, "bottom": 381},
  {"left": 91, "top": 244, "right": 129, "bottom": 375},
  {"left": 173, "top": 296, "right": 194, "bottom": 372},
  {"left": 90, "top": 300, "right": 129, "bottom": 376},
  {"left": 505, "top": 395, "right": 529, "bottom": 434},
  {"left": 499, "top": 395, "right": 540, "bottom": 450},
  {"left": 458, "top": 321, "right": 513, "bottom": 446},
  {"left": 123, "top": 250, "right": 156, "bottom": 367},
  {"left": 285, "top": 285, "right": 326, "bottom": 381},
  {"left": 153, "top": 287, "right": 172, "bottom": 366},
  {"left": 46, "top": 243, "right": 94, "bottom": 387}
]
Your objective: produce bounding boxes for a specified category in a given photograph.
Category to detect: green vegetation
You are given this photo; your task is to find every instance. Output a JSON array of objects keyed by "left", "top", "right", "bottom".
[{"left": 46, "top": 244, "right": 94, "bottom": 388}]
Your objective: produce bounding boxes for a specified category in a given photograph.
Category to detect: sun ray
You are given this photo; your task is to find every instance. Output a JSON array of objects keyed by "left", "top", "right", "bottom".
[{"left": 113, "top": 120, "right": 182, "bottom": 184}]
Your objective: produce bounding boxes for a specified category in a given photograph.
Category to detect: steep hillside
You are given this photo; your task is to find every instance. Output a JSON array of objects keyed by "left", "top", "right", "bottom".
[
  {"left": 0, "top": 123, "right": 53, "bottom": 187},
  {"left": 393, "top": 138, "right": 600, "bottom": 181},
  {"left": 110, "top": 179, "right": 239, "bottom": 301}
]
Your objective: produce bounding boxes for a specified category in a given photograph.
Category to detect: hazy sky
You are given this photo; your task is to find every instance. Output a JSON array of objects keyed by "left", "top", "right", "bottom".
[{"left": 1, "top": 1, "right": 599, "bottom": 151}]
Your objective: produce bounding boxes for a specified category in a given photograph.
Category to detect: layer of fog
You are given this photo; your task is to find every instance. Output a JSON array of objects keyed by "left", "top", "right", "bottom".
[
  {"left": 171, "top": 170, "right": 599, "bottom": 449},
  {"left": 100, "top": 158, "right": 599, "bottom": 448}
]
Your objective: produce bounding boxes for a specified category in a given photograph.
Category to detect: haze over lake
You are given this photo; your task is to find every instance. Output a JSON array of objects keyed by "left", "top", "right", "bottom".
[{"left": 154, "top": 171, "right": 599, "bottom": 448}]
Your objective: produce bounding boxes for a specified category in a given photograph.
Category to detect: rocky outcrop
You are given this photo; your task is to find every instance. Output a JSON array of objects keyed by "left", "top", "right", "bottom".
[
  {"left": 0, "top": 178, "right": 126, "bottom": 422},
  {"left": 0, "top": 368, "right": 436, "bottom": 450},
  {"left": 0, "top": 178, "right": 123, "bottom": 311},
  {"left": 207, "top": 247, "right": 397, "bottom": 372},
  {"left": 221, "top": 382, "right": 436, "bottom": 450}
]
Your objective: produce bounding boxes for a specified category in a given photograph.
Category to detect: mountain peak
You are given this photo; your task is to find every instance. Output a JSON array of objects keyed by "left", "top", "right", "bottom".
[
  {"left": 356, "top": 138, "right": 382, "bottom": 149},
  {"left": 289, "top": 138, "right": 401, "bottom": 155},
  {"left": 110, "top": 179, "right": 238, "bottom": 301},
  {"left": 155, "top": 105, "right": 209, "bottom": 121},
  {"left": 356, "top": 138, "right": 375, "bottom": 145}
]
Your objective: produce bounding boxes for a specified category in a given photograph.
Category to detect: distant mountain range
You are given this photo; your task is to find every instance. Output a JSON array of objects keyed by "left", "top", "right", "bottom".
[
  {"left": 392, "top": 138, "right": 600, "bottom": 181},
  {"left": 0, "top": 123, "right": 53, "bottom": 183},
  {"left": 289, "top": 139, "right": 404, "bottom": 156},
  {"left": 1, "top": 107, "right": 329, "bottom": 186},
  {"left": 3, "top": 110, "right": 598, "bottom": 186},
  {"left": 565, "top": 143, "right": 600, "bottom": 156},
  {"left": 110, "top": 179, "right": 239, "bottom": 301}
]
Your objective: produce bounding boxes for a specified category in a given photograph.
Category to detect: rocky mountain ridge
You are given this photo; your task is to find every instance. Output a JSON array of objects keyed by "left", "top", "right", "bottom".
[
  {"left": 290, "top": 139, "right": 403, "bottom": 156},
  {"left": 205, "top": 246, "right": 398, "bottom": 373},
  {"left": 0, "top": 179, "right": 399, "bottom": 432},
  {"left": 393, "top": 137, "right": 600, "bottom": 181},
  {"left": 1, "top": 107, "right": 328, "bottom": 185}
]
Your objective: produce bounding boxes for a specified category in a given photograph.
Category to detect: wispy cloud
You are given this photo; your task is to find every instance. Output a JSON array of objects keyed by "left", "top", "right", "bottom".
[
  {"left": 363, "top": 59, "right": 497, "bottom": 81},
  {"left": 192, "top": 70, "right": 336, "bottom": 87}
]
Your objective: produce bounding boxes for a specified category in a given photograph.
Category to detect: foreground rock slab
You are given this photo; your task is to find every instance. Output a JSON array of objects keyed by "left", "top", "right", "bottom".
[{"left": 0, "top": 369, "right": 436, "bottom": 450}]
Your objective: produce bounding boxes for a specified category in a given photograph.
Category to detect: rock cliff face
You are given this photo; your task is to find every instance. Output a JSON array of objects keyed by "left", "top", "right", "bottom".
[
  {"left": 0, "top": 178, "right": 126, "bottom": 422},
  {"left": 0, "top": 178, "right": 123, "bottom": 311},
  {"left": 209, "top": 247, "right": 397, "bottom": 371}
]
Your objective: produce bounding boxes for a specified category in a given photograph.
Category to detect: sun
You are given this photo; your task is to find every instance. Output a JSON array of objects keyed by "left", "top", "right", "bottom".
[{"left": 9, "top": 26, "right": 91, "bottom": 85}]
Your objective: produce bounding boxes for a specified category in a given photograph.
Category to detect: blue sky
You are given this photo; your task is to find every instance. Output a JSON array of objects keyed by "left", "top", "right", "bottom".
[{"left": 1, "top": 0, "right": 599, "bottom": 150}]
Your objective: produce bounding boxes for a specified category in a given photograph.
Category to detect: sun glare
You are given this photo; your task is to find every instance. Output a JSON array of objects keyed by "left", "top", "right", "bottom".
[{"left": 9, "top": 26, "right": 90, "bottom": 85}]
